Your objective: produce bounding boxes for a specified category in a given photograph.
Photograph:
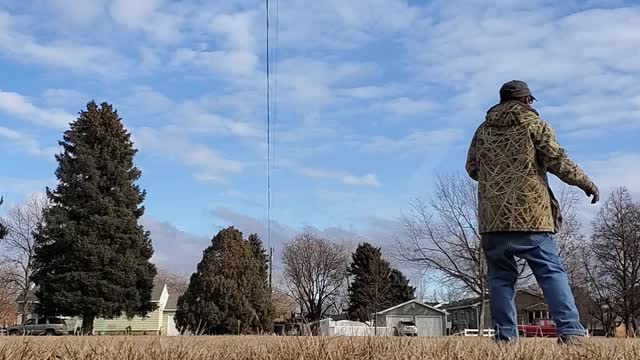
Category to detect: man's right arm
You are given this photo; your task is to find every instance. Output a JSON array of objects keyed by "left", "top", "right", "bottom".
[
  {"left": 465, "top": 129, "right": 479, "bottom": 181},
  {"left": 531, "top": 120, "right": 599, "bottom": 203}
]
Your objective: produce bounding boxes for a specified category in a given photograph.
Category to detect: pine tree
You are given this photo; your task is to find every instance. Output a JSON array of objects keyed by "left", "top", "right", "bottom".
[
  {"left": 347, "top": 243, "right": 415, "bottom": 322},
  {"left": 388, "top": 268, "right": 415, "bottom": 304},
  {"left": 247, "top": 234, "right": 274, "bottom": 331},
  {"left": 347, "top": 243, "right": 392, "bottom": 322},
  {"left": 0, "top": 197, "right": 6, "bottom": 239},
  {"left": 176, "top": 227, "right": 273, "bottom": 334},
  {"left": 32, "top": 101, "right": 157, "bottom": 334}
]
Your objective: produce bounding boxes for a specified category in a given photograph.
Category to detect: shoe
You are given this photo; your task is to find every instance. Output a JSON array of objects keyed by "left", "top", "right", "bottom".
[{"left": 558, "top": 335, "right": 586, "bottom": 346}]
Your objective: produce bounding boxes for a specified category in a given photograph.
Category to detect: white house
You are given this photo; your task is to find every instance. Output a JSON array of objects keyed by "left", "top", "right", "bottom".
[{"left": 18, "top": 282, "right": 183, "bottom": 335}]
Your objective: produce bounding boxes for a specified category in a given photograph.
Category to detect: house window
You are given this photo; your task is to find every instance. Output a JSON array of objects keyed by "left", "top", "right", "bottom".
[{"left": 528, "top": 310, "right": 551, "bottom": 324}]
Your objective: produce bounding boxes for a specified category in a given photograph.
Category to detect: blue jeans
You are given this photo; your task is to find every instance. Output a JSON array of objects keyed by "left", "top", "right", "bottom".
[{"left": 482, "top": 232, "right": 586, "bottom": 341}]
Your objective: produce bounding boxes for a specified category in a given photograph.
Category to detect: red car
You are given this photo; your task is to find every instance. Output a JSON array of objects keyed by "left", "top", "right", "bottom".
[{"left": 518, "top": 319, "right": 557, "bottom": 338}]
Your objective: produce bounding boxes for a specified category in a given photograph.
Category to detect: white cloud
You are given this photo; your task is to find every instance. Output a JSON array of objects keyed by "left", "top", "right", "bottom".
[
  {"left": 0, "top": 10, "right": 127, "bottom": 74},
  {"left": 0, "top": 89, "right": 74, "bottom": 129},
  {"left": 297, "top": 167, "right": 381, "bottom": 187},
  {"left": 209, "top": 11, "right": 257, "bottom": 51},
  {"left": 41, "top": 88, "right": 87, "bottom": 108},
  {"left": 404, "top": 2, "right": 640, "bottom": 132},
  {"left": 277, "top": 0, "right": 418, "bottom": 49},
  {"left": 383, "top": 97, "right": 439, "bottom": 117},
  {"left": 43, "top": 0, "right": 107, "bottom": 26},
  {"left": 0, "top": 126, "right": 58, "bottom": 158},
  {"left": 168, "top": 9, "right": 259, "bottom": 78},
  {"left": 133, "top": 127, "right": 244, "bottom": 183},
  {"left": 109, "top": 0, "right": 181, "bottom": 43},
  {"left": 141, "top": 216, "right": 209, "bottom": 273},
  {"left": 132, "top": 87, "right": 262, "bottom": 138},
  {"left": 586, "top": 152, "right": 640, "bottom": 196},
  {"left": 0, "top": 176, "right": 55, "bottom": 197},
  {"left": 277, "top": 58, "right": 377, "bottom": 107},
  {"left": 337, "top": 85, "right": 401, "bottom": 100},
  {"left": 171, "top": 48, "right": 258, "bottom": 77},
  {"left": 360, "top": 128, "right": 463, "bottom": 154}
]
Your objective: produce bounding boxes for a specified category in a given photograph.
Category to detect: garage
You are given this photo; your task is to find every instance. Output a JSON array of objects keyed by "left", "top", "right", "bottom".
[
  {"left": 375, "top": 300, "right": 446, "bottom": 337},
  {"left": 415, "top": 316, "right": 444, "bottom": 337}
]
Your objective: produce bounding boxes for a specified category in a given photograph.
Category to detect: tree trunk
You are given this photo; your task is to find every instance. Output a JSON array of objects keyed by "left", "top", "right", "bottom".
[
  {"left": 81, "top": 314, "right": 95, "bottom": 335},
  {"left": 478, "top": 281, "right": 486, "bottom": 337},
  {"left": 478, "top": 252, "right": 487, "bottom": 337}
]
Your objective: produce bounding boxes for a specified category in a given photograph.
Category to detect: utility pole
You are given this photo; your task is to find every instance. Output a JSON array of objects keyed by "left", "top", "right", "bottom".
[{"left": 269, "top": 247, "right": 273, "bottom": 291}]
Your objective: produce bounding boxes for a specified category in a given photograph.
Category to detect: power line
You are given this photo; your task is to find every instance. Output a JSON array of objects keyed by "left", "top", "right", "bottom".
[
  {"left": 266, "top": 0, "right": 280, "bottom": 292},
  {"left": 266, "top": 0, "right": 271, "bottom": 291}
]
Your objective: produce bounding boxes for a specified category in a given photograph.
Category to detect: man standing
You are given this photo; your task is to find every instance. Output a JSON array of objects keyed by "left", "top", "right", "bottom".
[{"left": 465, "top": 80, "right": 599, "bottom": 344}]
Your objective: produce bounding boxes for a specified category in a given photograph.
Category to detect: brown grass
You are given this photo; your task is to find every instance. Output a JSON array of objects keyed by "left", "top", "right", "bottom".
[{"left": 1, "top": 336, "right": 639, "bottom": 360}]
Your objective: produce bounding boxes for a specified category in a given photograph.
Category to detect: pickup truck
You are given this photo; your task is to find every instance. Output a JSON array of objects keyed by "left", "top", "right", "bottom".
[
  {"left": 393, "top": 320, "right": 418, "bottom": 337},
  {"left": 518, "top": 319, "right": 557, "bottom": 338},
  {"left": 7, "top": 317, "right": 66, "bottom": 336}
]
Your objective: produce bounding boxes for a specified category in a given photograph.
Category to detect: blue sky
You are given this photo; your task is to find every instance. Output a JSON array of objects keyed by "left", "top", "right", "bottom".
[{"left": 1, "top": 0, "right": 640, "bottom": 278}]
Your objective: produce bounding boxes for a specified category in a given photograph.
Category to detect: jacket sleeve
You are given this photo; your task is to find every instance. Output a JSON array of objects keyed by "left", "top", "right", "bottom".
[
  {"left": 465, "top": 129, "right": 479, "bottom": 181},
  {"left": 532, "top": 120, "right": 594, "bottom": 191}
]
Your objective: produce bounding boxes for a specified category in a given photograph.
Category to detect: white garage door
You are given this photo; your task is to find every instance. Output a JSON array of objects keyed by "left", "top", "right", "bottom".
[{"left": 415, "top": 316, "right": 443, "bottom": 337}]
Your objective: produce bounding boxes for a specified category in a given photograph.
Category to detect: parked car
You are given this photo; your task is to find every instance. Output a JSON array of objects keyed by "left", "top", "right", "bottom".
[
  {"left": 0, "top": 326, "right": 7, "bottom": 336},
  {"left": 518, "top": 319, "right": 557, "bottom": 338},
  {"left": 394, "top": 320, "right": 418, "bottom": 337},
  {"left": 7, "top": 317, "right": 66, "bottom": 336}
]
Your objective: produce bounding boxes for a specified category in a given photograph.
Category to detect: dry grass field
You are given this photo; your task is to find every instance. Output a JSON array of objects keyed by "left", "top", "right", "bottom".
[{"left": 1, "top": 336, "right": 639, "bottom": 360}]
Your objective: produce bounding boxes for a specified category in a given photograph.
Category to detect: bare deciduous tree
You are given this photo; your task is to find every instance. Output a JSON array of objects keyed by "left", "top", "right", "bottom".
[
  {"left": 555, "top": 188, "right": 587, "bottom": 284},
  {"left": 395, "top": 175, "right": 490, "bottom": 334},
  {"left": 584, "top": 187, "right": 640, "bottom": 337},
  {"left": 396, "top": 175, "right": 531, "bottom": 335},
  {"left": 282, "top": 233, "right": 349, "bottom": 328},
  {"left": 155, "top": 268, "right": 189, "bottom": 294},
  {"left": 0, "top": 194, "right": 48, "bottom": 320},
  {"left": 0, "top": 265, "right": 18, "bottom": 325}
]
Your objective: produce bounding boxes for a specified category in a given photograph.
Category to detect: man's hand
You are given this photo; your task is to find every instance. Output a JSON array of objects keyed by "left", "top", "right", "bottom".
[{"left": 585, "top": 183, "right": 600, "bottom": 204}]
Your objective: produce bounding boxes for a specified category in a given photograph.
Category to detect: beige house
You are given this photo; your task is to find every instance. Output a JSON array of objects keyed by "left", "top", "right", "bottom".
[{"left": 18, "top": 282, "right": 183, "bottom": 335}]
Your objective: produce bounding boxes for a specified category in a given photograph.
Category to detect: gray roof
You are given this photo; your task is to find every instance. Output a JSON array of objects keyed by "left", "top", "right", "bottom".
[
  {"left": 164, "top": 287, "right": 185, "bottom": 311},
  {"left": 442, "top": 289, "right": 544, "bottom": 311},
  {"left": 20, "top": 282, "right": 167, "bottom": 304},
  {"left": 376, "top": 299, "right": 447, "bottom": 315},
  {"left": 151, "top": 283, "right": 165, "bottom": 301}
]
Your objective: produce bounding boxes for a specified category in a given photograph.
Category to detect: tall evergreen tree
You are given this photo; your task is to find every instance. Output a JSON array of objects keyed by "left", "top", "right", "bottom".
[
  {"left": 176, "top": 227, "right": 273, "bottom": 334},
  {"left": 347, "top": 243, "right": 415, "bottom": 322},
  {"left": 0, "top": 197, "right": 6, "bottom": 239},
  {"left": 246, "top": 233, "right": 273, "bottom": 331},
  {"left": 32, "top": 101, "right": 156, "bottom": 334},
  {"left": 388, "top": 269, "right": 415, "bottom": 304}
]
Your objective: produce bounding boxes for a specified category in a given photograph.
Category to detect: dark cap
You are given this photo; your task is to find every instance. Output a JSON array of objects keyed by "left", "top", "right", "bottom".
[{"left": 499, "top": 80, "right": 536, "bottom": 101}]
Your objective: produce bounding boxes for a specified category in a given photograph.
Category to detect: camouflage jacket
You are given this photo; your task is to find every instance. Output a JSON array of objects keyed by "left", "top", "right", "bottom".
[{"left": 465, "top": 101, "right": 596, "bottom": 234}]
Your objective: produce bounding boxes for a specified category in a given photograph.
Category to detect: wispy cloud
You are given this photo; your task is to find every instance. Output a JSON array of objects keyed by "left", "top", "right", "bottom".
[
  {"left": 0, "top": 89, "right": 74, "bottom": 129},
  {"left": 382, "top": 97, "right": 440, "bottom": 117},
  {"left": 0, "top": 176, "right": 55, "bottom": 197},
  {"left": 297, "top": 167, "right": 381, "bottom": 187},
  {"left": 404, "top": 2, "right": 640, "bottom": 133},
  {"left": 0, "top": 126, "right": 58, "bottom": 158},
  {"left": 41, "top": 88, "right": 87, "bottom": 108},
  {"left": 108, "top": 0, "right": 182, "bottom": 43},
  {"left": 132, "top": 86, "right": 262, "bottom": 138},
  {"left": 133, "top": 127, "right": 244, "bottom": 183},
  {"left": 586, "top": 152, "right": 640, "bottom": 196},
  {"left": 0, "top": 10, "right": 128, "bottom": 75},
  {"left": 360, "top": 128, "right": 463, "bottom": 154}
]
